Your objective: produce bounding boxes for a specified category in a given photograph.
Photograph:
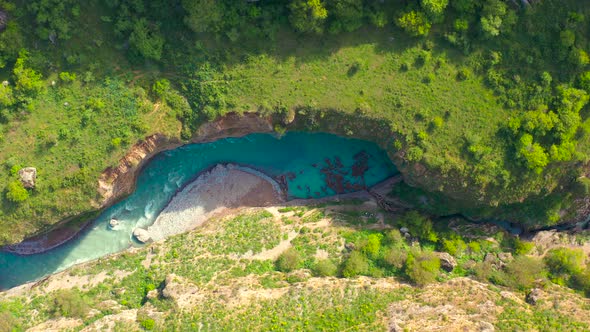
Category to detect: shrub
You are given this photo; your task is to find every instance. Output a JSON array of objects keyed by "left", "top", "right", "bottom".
[
  {"left": 406, "top": 146, "right": 424, "bottom": 162},
  {"left": 140, "top": 318, "right": 155, "bottom": 330},
  {"left": 513, "top": 238, "right": 535, "bottom": 255},
  {"left": 6, "top": 180, "right": 28, "bottom": 203},
  {"left": 384, "top": 248, "right": 408, "bottom": 269},
  {"left": 441, "top": 236, "right": 467, "bottom": 256},
  {"left": 361, "top": 233, "right": 382, "bottom": 259},
  {"left": 384, "top": 229, "right": 404, "bottom": 248},
  {"left": 58, "top": 71, "right": 76, "bottom": 83},
  {"left": 51, "top": 289, "right": 90, "bottom": 318},
  {"left": 399, "top": 211, "right": 438, "bottom": 243},
  {"left": 456, "top": 68, "right": 470, "bottom": 81},
  {"left": 405, "top": 250, "right": 440, "bottom": 286},
  {"left": 276, "top": 248, "right": 301, "bottom": 272},
  {"left": 544, "top": 247, "right": 585, "bottom": 277},
  {"left": 396, "top": 11, "right": 431, "bottom": 37},
  {"left": 342, "top": 251, "right": 369, "bottom": 277},
  {"left": 313, "top": 259, "right": 337, "bottom": 277},
  {"left": 505, "top": 256, "right": 545, "bottom": 290}
]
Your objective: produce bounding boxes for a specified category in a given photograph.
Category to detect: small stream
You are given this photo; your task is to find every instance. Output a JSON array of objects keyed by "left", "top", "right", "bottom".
[{"left": 0, "top": 132, "right": 398, "bottom": 289}]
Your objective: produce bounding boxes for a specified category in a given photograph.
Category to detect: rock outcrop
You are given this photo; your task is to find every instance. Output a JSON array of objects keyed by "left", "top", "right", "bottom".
[
  {"left": 133, "top": 228, "right": 151, "bottom": 243},
  {"left": 436, "top": 252, "right": 457, "bottom": 272},
  {"left": 18, "top": 167, "right": 36, "bottom": 189}
]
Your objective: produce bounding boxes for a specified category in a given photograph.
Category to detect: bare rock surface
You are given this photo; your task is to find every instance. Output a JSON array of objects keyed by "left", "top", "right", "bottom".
[{"left": 18, "top": 167, "right": 36, "bottom": 188}]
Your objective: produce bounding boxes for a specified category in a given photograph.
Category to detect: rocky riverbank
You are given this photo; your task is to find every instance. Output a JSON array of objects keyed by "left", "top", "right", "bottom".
[{"left": 146, "top": 164, "right": 285, "bottom": 241}]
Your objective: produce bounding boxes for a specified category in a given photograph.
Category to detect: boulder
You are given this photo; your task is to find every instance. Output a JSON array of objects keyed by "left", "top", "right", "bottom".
[
  {"left": 133, "top": 228, "right": 151, "bottom": 243},
  {"left": 0, "top": 11, "right": 7, "bottom": 32},
  {"left": 526, "top": 288, "right": 542, "bottom": 305},
  {"left": 18, "top": 167, "right": 37, "bottom": 189},
  {"left": 109, "top": 219, "right": 119, "bottom": 228},
  {"left": 437, "top": 252, "right": 457, "bottom": 272}
]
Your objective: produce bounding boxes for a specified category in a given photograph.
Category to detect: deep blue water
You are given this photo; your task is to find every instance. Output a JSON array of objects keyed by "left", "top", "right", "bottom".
[{"left": 0, "top": 132, "right": 397, "bottom": 289}]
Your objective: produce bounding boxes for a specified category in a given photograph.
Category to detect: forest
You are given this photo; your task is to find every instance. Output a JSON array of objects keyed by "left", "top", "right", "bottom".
[{"left": 0, "top": 0, "right": 589, "bottom": 244}]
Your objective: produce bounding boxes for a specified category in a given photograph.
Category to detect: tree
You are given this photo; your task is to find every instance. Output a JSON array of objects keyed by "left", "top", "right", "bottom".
[
  {"left": 13, "top": 51, "right": 44, "bottom": 97},
  {"left": 27, "top": 0, "right": 80, "bottom": 41},
  {"left": 6, "top": 180, "right": 28, "bottom": 203},
  {"left": 129, "top": 18, "right": 165, "bottom": 61},
  {"left": 420, "top": 0, "right": 449, "bottom": 23},
  {"left": 0, "top": 84, "right": 15, "bottom": 107},
  {"left": 289, "top": 0, "right": 328, "bottom": 34},
  {"left": 361, "top": 233, "right": 382, "bottom": 259},
  {"left": 397, "top": 11, "right": 431, "bottom": 37},
  {"left": 517, "top": 134, "right": 548, "bottom": 173},
  {"left": 480, "top": 0, "right": 516, "bottom": 38},
  {"left": 182, "top": 0, "right": 224, "bottom": 33},
  {"left": 327, "top": 0, "right": 364, "bottom": 33},
  {"left": 400, "top": 211, "right": 438, "bottom": 243}
]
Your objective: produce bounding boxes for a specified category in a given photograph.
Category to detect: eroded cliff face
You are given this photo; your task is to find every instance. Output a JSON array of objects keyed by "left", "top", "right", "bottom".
[{"left": 97, "top": 113, "right": 273, "bottom": 208}]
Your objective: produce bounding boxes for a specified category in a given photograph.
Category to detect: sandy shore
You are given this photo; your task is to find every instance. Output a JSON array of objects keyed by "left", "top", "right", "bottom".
[{"left": 147, "top": 164, "right": 285, "bottom": 241}]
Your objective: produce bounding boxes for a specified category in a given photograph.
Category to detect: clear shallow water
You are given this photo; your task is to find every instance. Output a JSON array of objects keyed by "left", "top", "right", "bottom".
[{"left": 0, "top": 132, "right": 397, "bottom": 289}]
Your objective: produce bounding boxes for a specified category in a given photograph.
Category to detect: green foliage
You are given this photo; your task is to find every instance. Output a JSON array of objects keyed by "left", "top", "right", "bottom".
[
  {"left": 129, "top": 18, "right": 165, "bottom": 61},
  {"left": 504, "top": 256, "right": 545, "bottom": 290},
  {"left": 517, "top": 134, "right": 548, "bottom": 173},
  {"left": 342, "top": 251, "right": 369, "bottom": 277},
  {"left": 139, "top": 318, "right": 155, "bottom": 330},
  {"left": 326, "top": 0, "right": 364, "bottom": 34},
  {"left": 420, "top": 0, "right": 448, "bottom": 23},
  {"left": 361, "top": 233, "right": 382, "bottom": 259},
  {"left": 276, "top": 248, "right": 302, "bottom": 272},
  {"left": 512, "top": 238, "right": 534, "bottom": 256},
  {"left": 404, "top": 250, "right": 440, "bottom": 286},
  {"left": 384, "top": 248, "right": 407, "bottom": 269},
  {"left": 441, "top": 236, "right": 466, "bottom": 256},
  {"left": 13, "top": 51, "right": 44, "bottom": 98},
  {"left": 399, "top": 211, "right": 438, "bottom": 243},
  {"left": 0, "top": 311, "right": 18, "bottom": 332},
  {"left": 27, "top": 0, "right": 79, "bottom": 40},
  {"left": 313, "top": 259, "right": 338, "bottom": 277},
  {"left": 51, "top": 289, "right": 89, "bottom": 318},
  {"left": 544, "top": 247, "right": 585, "bottom": 278},
  {"left": 182, "top": 0, "right": 224, "bottom": 33},
  {"left": 289, "top": 0, "right": 328, "bottom": 34},
  {"left": 58, "top": 72, "right": 77, "bottom": 83},
  {"left": 396, "top": 11, "right": 431, "bottom": 37},
  {"left": 5, "top": 180, "right": 28, "bottom": 203}
]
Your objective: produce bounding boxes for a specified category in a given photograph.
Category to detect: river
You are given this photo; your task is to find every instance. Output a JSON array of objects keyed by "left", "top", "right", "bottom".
[{"left": 0, "top": 132, "right": 397, "bottom": 289}]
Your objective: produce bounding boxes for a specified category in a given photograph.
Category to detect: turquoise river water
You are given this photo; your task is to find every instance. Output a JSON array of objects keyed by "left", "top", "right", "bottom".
[{"left": 0, "top": 132, "right": 397, "bottom": 289}]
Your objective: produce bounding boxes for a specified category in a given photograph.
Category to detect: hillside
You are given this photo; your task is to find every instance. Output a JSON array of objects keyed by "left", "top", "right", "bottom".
[{"left": 2, "top": 201, "right": 590, "bottom": 331}]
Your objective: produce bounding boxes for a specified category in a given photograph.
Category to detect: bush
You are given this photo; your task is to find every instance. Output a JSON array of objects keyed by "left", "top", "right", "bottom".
[
  {"left": 313, "top": 259, "right": 337, "bottom": 277},
  {"left": 361, "top": 233, "right": 382, "bottom": 259},
  {"left": 384, "top": 229, "right": 405, "bottom": 248},
  {"left": 6, "top": 180, "right": 28, "bottom": 203},
  {"left": 384, "top": 248, "right": 407, "bottom": 269},
  {"left": 544, "top": 247, "right": 585, "bottom": 277},
  {"left": 51, "top": 289, "right": 90, "bottom": 318},
  {"left": 276, "top": 248, "right": 301, "bottom": 272},
  {"left": 513, "top": 238, "right": 535, "bottom": 255},
  {"left": 140, "top": 318, "right": 155, "bottom": 330},
  {"left": 399, "top": 211, "right": 438, "bottom": 243},
  {"left": 342, "top": 251, "right": 369, "bottom": 278},
  {"left": 58, "top": 71, "right": 76, "bottom": 83},
  {"left": 441, "top": 236, "right": 467, "bottom": 256},
  {"left": 456, "top": 68, "right": 470, "bottom": 81},
  {"left": 405, "top": 250, "right": 440, "bottom": 286},
  {"left": 505, "top": 256, "right": 545, "bottom": 290}
]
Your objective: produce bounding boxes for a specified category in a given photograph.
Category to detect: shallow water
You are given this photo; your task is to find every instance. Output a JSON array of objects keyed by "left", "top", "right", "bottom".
[{"left": 0, "top": 132, "right": 397, "bottom": 289}]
